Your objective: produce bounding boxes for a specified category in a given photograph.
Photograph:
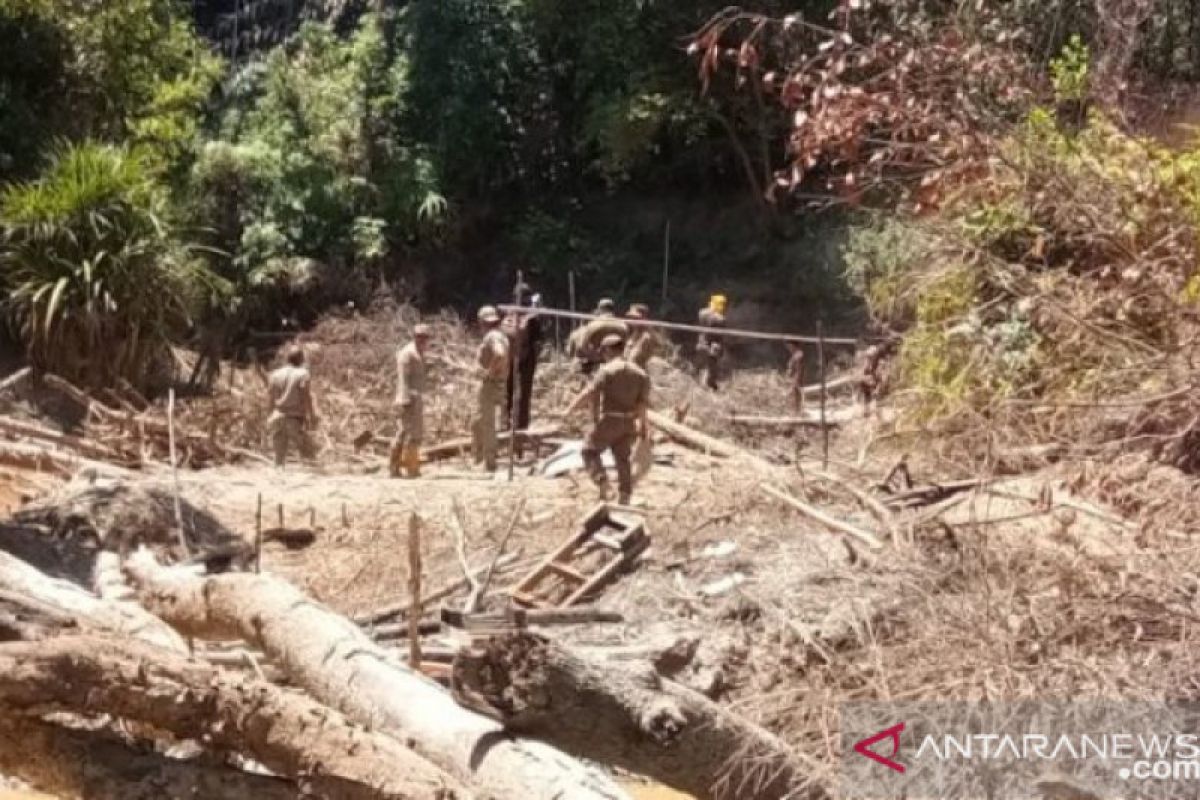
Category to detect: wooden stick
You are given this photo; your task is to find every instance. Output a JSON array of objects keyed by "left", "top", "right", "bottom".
[
  {"left": 496, "top": 304, "right": 860, "bottom": 346},
  {"left": 729, "top": 414, "right": 837, "bottom": 428},
  {"left": 803, "top": 467, "right": 899, "bottom": 543},
  {"left": 760, "top": 484, "right": 883, "bottom": 550},
  {"left": 254, "top": 493, "right": 263, "bottom": 574},
  {"left": 817, "top": 320, "right": 828, "bottom": 469},
  {"left": 465, "top": 497, "right": 525, "bottom": 614},
  {"left": 353, "top": 552, "right": 521, "bottom": 625},
  {"left": 450, "top": 499, "right": 481, "bottom": 605},
  {"left": 407, "top": 513, "right": 422, "bottom": 669},
  {"left": 166, "top": 389, "right": 190, "bottom": 557},
  {"left": 0, "top": 367, "right": 31, "bottom": 395}
]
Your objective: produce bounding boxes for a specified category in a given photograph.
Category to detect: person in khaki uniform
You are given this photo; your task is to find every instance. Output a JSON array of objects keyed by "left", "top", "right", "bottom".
[
  {"left": 568, "top": 299, "right": 629, "bottom": 376},
  {"left": 472, "top": 305, "right": 510, "bottom": 471},
  {"left": 561, "top": 334, "right": 650, "bottom": 505},
  {"left": 624, "top": 303, "right": 662, "bottom": 369},
  {"left": 389, "top": 324, "right": 431, "bottom": 478},
  {"left": 266, "top": 346, "right": 318, "bottom": 467}
]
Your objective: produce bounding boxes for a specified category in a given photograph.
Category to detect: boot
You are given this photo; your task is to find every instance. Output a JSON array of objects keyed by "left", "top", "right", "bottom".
[
  {"left": 387, "top": 444, "right": 403, "bottom": 478},
  {"left": 403, "top": 446, "right": 422, "bottom": 478}
]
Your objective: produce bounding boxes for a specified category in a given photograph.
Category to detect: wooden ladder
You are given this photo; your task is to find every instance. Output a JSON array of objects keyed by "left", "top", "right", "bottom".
[{"left": 508, "top": 504, "right": 649, "bottom": 608}]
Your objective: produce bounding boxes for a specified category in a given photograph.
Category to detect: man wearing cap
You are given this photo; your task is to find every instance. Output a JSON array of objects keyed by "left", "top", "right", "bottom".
[
  {"left": 561, "top": 333, "right": 650, "bottom": 505},
  {"left": 473, "top": 305, "right": 510, "bottom": 471},
  {"left": 696, "top": 294, "right": 728, "bottom": 390},
  {"left": 569, "top": 298, "right": 629, "bottom": 377},
  {"left": 389, "top": 324, "right": 431, "bottom": 478},
  {"left": 503, "top": 284, "right": 543, "bottom": 454},
  {"left": 266, "top": 346, "right": 318, "bottom": 467},
  {"left": 624, "top": 303, "right": 662, "bottom": 369}
]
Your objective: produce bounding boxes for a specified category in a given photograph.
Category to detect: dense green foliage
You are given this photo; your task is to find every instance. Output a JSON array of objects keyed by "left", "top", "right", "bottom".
[
  {"left": 6, "top": 0, "right": 1200, "bottom": 392},
  {"left": 0, "top": 143, "right": 213, "bottom": 386}
]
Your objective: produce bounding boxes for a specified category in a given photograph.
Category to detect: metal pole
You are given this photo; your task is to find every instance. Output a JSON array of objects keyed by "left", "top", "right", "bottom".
[
  {"left": 495, "top": 304, "right": 860, "bottom": 346},
  {"left": 507, "top": 270, "right": 522, "bottom": 482},
  {"left": 661, "top": 220, "right": 670, "bottom": 309},
  {"left": 817, "top": 319, "right": 828, "bottom": 469}
]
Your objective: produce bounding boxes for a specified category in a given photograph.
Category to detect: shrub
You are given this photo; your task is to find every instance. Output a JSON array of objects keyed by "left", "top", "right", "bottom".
[{"left": 0, "top": 142, "right": 216, "bottom": 388}]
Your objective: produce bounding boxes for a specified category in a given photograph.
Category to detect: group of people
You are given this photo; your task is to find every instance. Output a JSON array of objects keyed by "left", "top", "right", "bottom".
[{"left": 261, "top": 289, "right": 892, "bottom": 505}]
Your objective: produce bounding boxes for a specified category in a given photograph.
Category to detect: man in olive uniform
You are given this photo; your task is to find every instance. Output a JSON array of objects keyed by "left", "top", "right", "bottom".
[
  {"left": 696, "top": 294, "right": 728, "bottom": 390},
  {"left": 266, "top": 346, "right": 318, "bottom": 467},
  {"left": 389, "top": 324, "right": 431, "bottom": 478},
  {"left": 473, "top": 305, "right": 511, "bottom": 471},
  {"left": 568, "top": 298, "right": 629, "bottom": 376},
  {"left": 562, "top": 334, "right": 650, "bottom": 505},
  {"left": 624, "top": 303, "right": 661, "bottom": 369}
]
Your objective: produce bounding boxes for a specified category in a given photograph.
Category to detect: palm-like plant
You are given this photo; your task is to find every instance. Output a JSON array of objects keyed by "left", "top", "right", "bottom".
[{"left": 0, "top": 142, "right": 211, "bottom": 389}]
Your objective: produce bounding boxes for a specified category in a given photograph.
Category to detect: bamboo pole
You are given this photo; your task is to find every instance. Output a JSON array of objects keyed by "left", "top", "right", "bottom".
[{"left": 496, "top": 305, "right": 859, "bottom": 346}]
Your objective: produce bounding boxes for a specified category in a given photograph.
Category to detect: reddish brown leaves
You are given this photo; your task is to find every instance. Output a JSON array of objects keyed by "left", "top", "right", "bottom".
[{"left": 689, "top": 3, "right": 1032, "bottom": 207}]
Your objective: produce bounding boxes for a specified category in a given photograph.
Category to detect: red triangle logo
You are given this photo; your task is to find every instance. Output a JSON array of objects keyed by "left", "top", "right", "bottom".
[{"left": 853, "top": 722, "right": 906, "bottom": 773}]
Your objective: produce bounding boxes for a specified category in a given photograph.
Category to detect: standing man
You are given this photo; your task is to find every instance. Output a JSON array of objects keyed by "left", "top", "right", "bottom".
[
  {"left": 266, "top": 346, "right": 318, "bottom": 467},
  {"left": 696, "top": 294, "right": 728, "bottom": 390},
  {"left": 389, "top": 324, "right": 431, "bottom": 478},
  {"left": 786, "top": 340, "right": 805, "bottom": 413},
  {"left": 504, "top": 285, "right": 543, "bottom": 456},
  {"left": 570, "top": 298, "right": 629, "bottom": 376},
  {"left": 624, "top": 303, "right": 662, "bottom": 369},
  {"left": 561, "top": 334, "right": 650, "bottom": 505},
  {"left": 473, "top": 305, "right": 510, "bottom": 472}
]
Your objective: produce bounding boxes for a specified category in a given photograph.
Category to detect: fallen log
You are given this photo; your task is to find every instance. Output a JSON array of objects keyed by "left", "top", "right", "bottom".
[
  {"left": 647, "top": 411, "right": 740, "bottom": 460},
  {"left": 0, "top": 367, "right": 32, "bottom": 395},
  {"left": 0, "top": 417, "right": 123, "bottom": 462},
  {"left": 760, "top": 484, "right": 883, "bottom": 551},
  {"left": 126, "top": 552, "right": 632, "bottom": 800},
  {"left": 0, "top": 550, "right": 185, "bottom": 651},
  {"left": 729, "top": 414, "right": 837, "bottom": 428},
  {"left": 452, "top": 632, "right": 811, "bottom": 800},
  {"left": 0, "top": 636, "right": 470, "bottom": 800},
  {"left": 0, "top": 716, "right": 298, "bottom": 800},
  {"left": 422, "top": 425, "right": 562, "bottom": 462}
]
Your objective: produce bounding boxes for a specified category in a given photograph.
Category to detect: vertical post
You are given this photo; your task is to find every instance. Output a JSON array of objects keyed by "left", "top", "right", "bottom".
[
  {"left": 661, "top": 219, "right": 671, "bottom": 309},
  {"left": 568, "top": 270, "right": 577, "bottom": 328},
  {"left": 817, "top": 320, "right": 828, "bottom": 469},
  {"left": 277, "top": 503, "right": 284, "bottom": 530},
  {"left": 254, "top": 493, "right": 263, "bottom": 574},
  {"left": 508, "top": 271, "right": 523, "bottom": 482},
  {"left": 166, "top": 388, "right": 190, "bottom": 557},
  {"left": 407, "top": 512, "right": 423, "bottom": 669}
]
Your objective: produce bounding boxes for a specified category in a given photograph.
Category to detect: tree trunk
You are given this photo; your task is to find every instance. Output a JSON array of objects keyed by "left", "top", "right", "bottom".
[
  {"left": 451, "top": 633, "right": 813, "bottom": 800},
  {"left": 0, "top": 636, "right": 469, "bottom": 800},
  {"left": 125, "top": 552, "right": 632, "bottom": 800},
  {"left": 0, "top": 549, "right": 185, "bottom": 651},
  {"left": 0, "top": 716, "right": 298, "bottom": 800}
]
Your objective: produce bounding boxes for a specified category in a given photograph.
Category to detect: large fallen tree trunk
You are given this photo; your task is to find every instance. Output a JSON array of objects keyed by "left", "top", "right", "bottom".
[
  {"left": 0, "top": 549, "right": 185, "bottom": 650},
  {"left": 126, "top": 552, "right": 631, "bottom": 800},
  {"left": 451, "top": 633, "right": 813, "bottom": 800},
  {"left": 0, "top": 716, "right": 298, "bottom": 800},
  {"left": 0, "top": 636, "right": 470, "bottom": 800}
]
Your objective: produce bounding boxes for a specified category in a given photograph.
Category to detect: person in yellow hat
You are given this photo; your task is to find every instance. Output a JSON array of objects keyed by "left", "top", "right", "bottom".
[
  {"left": 472, "top": 305, "right": 510, "bottom": 471},
  {"left": 696, "top": 294, "right": 728, "bottom": 390},
  {"left": 389, "top": 324, "right": 431, "bottom": 478}
]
